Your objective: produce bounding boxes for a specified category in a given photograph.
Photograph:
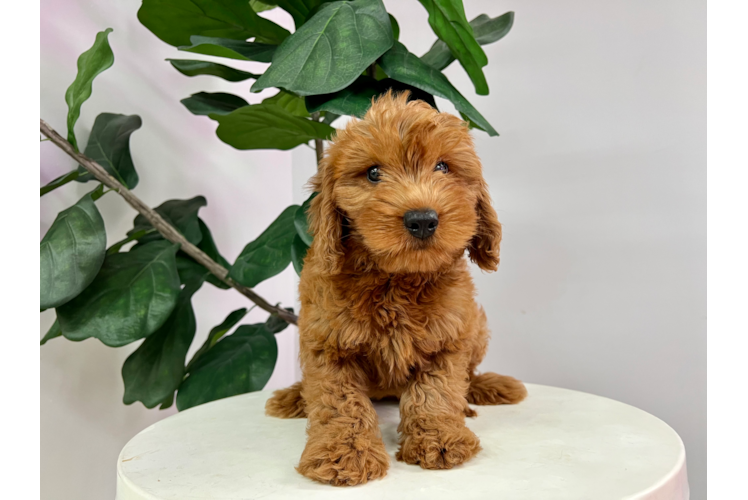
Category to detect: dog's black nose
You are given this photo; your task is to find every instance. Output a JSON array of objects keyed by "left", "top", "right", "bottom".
[{"left": 403, "top": 209, "right": 439, "bottom": 240}]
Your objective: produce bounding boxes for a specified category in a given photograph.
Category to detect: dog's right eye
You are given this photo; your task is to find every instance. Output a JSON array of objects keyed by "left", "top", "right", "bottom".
[{"left": 367, "top": 166, "right": 382, "bottom": 183}]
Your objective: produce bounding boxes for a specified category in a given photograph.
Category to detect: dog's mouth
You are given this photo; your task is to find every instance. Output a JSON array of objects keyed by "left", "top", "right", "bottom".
[{"left": 407, "top": 237, "right": 436, "bottom": 250}]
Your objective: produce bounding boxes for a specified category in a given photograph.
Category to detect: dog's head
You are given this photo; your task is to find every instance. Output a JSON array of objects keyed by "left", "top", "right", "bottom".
[{"left": 308, "top": 92, "right": 502, "bottom": 275}]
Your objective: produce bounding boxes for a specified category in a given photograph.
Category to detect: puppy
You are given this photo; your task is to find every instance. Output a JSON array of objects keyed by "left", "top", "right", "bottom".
[{"left": 266, "top": 92, "right": 527, "bottom": 486}]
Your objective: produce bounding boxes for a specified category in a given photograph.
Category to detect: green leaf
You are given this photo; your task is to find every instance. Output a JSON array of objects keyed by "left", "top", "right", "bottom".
[
  {"left": 291, "top": 233, "right": 308, "bottom": 275},
  {"left": 197, "top": 218, "right": 230, "bottom": 268},
  {"left": 56, "top": 241, "right": 181, "bottom": 347},
  {"left": 122, "top": 283, "right": 200, "bottom": 409},
  {"left": 379, "top": 42, "right": 497, "bottom": 136},
  {"left": 196, "top": 218, "right": 231, "bottom": 289},
  {"left": 261, "top": 0, "right": 323, "bottom": 28},
  {"left": 459, "top": 111, "right": 486, "bottom": 132},
  {"left": 159, "top": 392, "right": 175, "bottom": 410},
  {"left": 211, "top": 104, "right": 335, "bottom": 150},
  {"left": 389, "top": 13, "right": 400, "bottom": 41},
  {"left": 372, "top": 64, "right": 388, "bottom": 80},
  {"left": 65, "top": 28, "right": 114, "bottom": 151},
  {"left": 305, "top": 76, "right": 437, "bottom": 118},
  {"left": 129, "top": 196, "right": 207, "bottom": 246},
  {"left": 229, "top": 205, "right": 298, "bottom": 287},
  {"left": 170, "top": 218, "right": 231, "bottom": 290},
  {"left": 378, "top": 78, "right": 439, "bottom": 108},
  {"left": 107, "top": 229, "right": 156, "bottom": 255},
  {"left": 322, "top": 112, "right": 341, "bottom": 125},
  {"left": 471, "top": 11, "right": 515, "bottom": 45},
  {"left": 250, "top": 0, "right": 276, "bottom": 13},
  {"left": 305, "top": 76, "right": 380, "bottom": 118},
  {"left": 175, "top": 253, "right": 211, "bottom": 286},
  {"left": 265, "top": 307, "right": 294, "bottom": 334},
  {"left": 176, "top": 323, "right": 278, "bottom": 410},
  {"left": 417, "top": 0, "right": 488, "bottom": 95},
  {"left": 186, "top": 307, "right": 248, "bottom": 372},
  {"left": 76, "top": 113, "right": 142, "bottom": 189},
  {"left": 40, "top": 320, "right": 62, "bottom": 346},
  {"left": 202, "top": 308, "right": 249, "bottom": 350},
  {"left": 422, "top": 12, "right": 514, "bottom": 71},
  {"left": 179, "top": 36, "right": 277, "bottom": 62},
  {"left": 89, "top": 183, "right": 106, "bottom": 201},
  {"left": 168, "top": 59, "right": 261, "bottom": 82},
  {"left": 181, "top": 92, "right": 248, "bottom": 116},
  {"left": 41, "top": 170, "right": 80, "bottom": 196},
  {"left": 251, "top": 0, "right": 394, "bottom": 96},
  {"left": 137, "top": 0, "right": 289, "bottom": 47},
  {"left": 40, "top": 192, "right": 106, "bottom": 310},
  {"left": 262, "top": 91, "right": 309, "bottom": 117},
  {"left": 294, "top": 192, "right": 316, "bottom": 246}
]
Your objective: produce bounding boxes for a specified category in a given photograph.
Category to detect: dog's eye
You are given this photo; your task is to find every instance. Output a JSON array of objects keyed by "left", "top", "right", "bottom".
[
  {"left": 435, "top": 161, "right": 449, "bottom": 173},
  {"left": 367, "top": 166, "right": 382, "bottom": 183}
]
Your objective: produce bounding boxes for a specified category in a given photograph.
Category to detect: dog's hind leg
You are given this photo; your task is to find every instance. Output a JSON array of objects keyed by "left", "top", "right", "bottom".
[
  {"left": 465, "top": 306, "right": 527, "bottom": 407},
  {"left": 265, "top": 381, "right": 307, "bottom": 418},
  {"left": 467, "top": 372, "right": 527, "bottom": 405}
]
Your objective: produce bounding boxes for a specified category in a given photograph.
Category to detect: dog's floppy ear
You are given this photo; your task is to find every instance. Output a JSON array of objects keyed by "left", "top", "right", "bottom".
[
  {"left": 468, "top": 181, "right": 502, "bottom": 271},
  {"left": 307, "top": 157, "right": 344, "bottom": 274}
]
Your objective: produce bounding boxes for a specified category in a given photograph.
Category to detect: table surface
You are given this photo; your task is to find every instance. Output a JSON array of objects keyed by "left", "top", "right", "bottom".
[{"left": 116, "top": 384, "right": 688, "bottom": 500}]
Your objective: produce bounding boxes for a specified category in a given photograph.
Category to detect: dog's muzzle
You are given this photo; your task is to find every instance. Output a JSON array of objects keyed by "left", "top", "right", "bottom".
[{"left": 403, "top": 209, "right": 439, "bottom": 240}]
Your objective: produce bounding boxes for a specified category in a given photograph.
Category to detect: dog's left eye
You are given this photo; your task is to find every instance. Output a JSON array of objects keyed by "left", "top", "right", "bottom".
[{"left": 435, "top": 161, "right": 449, "bottom": 173}]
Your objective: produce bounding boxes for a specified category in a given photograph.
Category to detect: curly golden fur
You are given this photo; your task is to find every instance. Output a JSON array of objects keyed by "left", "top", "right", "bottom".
[{"left": 266, "top": 92, "right": 527, "bottom": 486}]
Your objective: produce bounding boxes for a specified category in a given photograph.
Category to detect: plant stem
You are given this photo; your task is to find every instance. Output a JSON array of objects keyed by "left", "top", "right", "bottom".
[
  {"left": 40, "top": 169, "right": 81, "bottom": 196},
  {"left": 40, "top": 118, "right": 299, "bottom": 326},
  {"left": 310, "top": 112, "right": 324, "bottom": 167},
  {"left": 314, "top": 138, "right": 324, "bottom": 166}
]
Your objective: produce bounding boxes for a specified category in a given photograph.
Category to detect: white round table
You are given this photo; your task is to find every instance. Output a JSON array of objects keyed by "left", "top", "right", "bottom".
[{"left": 116, "top": 384, "right": 688, "bottom": 499}]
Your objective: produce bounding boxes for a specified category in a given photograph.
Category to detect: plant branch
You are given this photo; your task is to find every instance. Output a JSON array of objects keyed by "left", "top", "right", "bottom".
[{"left": 40, "top": 118, "right": 298, "bottom": 326}]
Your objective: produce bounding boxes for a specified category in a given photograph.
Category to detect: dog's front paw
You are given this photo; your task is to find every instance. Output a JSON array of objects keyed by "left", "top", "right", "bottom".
[
  {"left": 297, "top": 426, "right": 389, "bottom": 486},
  {"left": 397, "top": 417, "right": 481, "bottom": 470}
]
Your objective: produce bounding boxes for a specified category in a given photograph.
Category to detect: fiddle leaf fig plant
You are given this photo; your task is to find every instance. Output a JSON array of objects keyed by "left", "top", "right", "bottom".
[{"left": 40, "top": 0, "right": 514, "bottom": 411}]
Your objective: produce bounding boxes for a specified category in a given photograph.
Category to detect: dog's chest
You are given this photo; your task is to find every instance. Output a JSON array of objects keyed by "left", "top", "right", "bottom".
[{"left": 336, "top": 274, "right": 467, "bottom": 384}]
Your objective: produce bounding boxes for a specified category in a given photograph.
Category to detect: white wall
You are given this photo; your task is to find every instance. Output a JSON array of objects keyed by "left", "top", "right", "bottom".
[
  {"left": 396, "top": 1, "right": 707, "bottom": 498},
  {"left": 40, "top": 2, "right": 300, "bottom": 498},
  {"left": 41, "top": 1, "right": 705, "bottom": 499}
]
